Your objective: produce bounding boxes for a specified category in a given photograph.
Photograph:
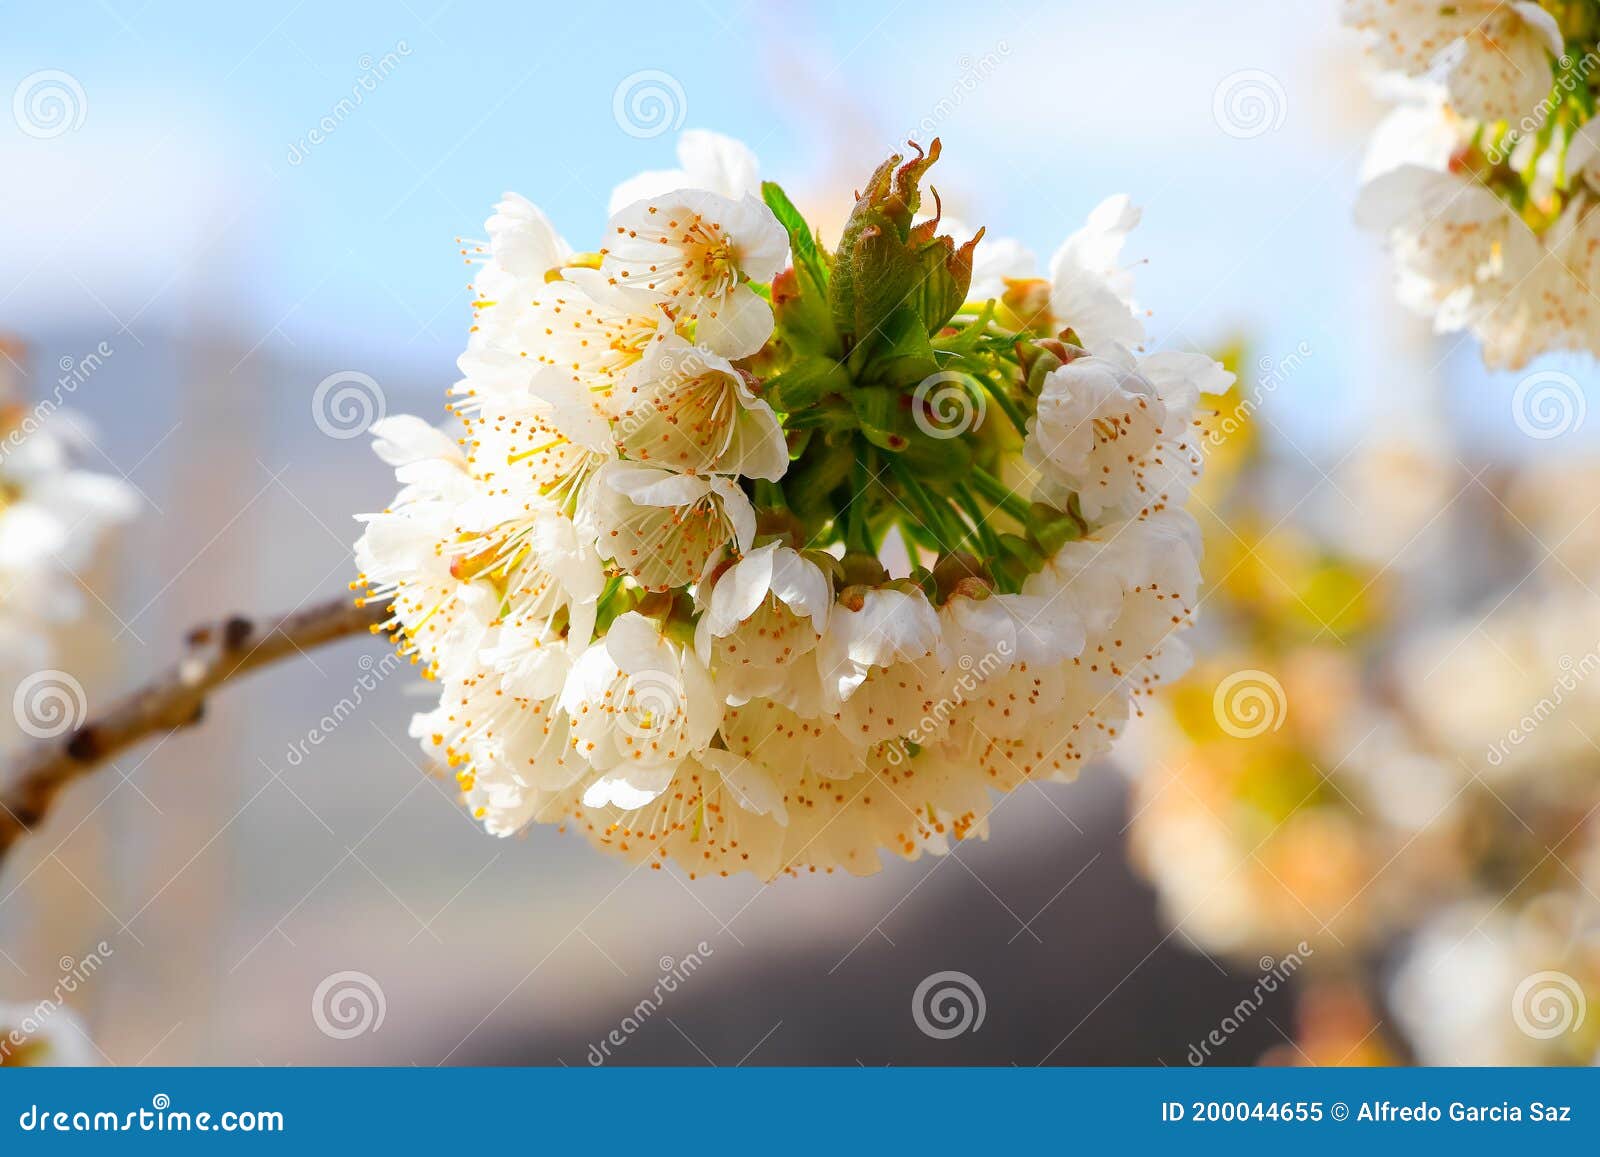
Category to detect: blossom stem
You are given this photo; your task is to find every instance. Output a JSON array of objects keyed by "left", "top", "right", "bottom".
[
  {"left": 970, "top": 466, "right": 1034, "bottom": 525},
  {"left": 889, "top": 459, "right": 963, "bottom": 552},
  {"left": 952, "top": 482, "right": 1006, "bottom": 560},
  {"left": 845, "top": 454, "right": 876, "bottom": 554},
  {"left": 979, "top": 374, "right": 1031, "bottom": 436},
  {"left": 0, "top": 596, "right": 388, "bottom": 866}
]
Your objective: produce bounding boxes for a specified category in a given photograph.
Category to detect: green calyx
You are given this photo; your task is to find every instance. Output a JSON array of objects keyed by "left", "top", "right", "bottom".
[{"left": 747, "top": 139, "right": 1086, "bottom": 599}]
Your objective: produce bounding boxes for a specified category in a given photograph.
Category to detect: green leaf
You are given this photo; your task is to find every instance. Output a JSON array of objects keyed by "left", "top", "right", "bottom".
[
  {"left": 786, "top": 434, "right": 856, "bottom": 524},
  {"left": 848, "top": 385, "right": 912, "bottom": 453},
  {"left": 763, "top": 181, "right": 839, "bottom": 356},
  {"left": 851, "top": 305, "right": 938, "bottom": 388},
  {"left": 761, "top": 181, "right": 829, "bottom": 290},
  {"left": 830, "top": 142, "right": 940, "bottom": 337},
  {"left": 899, "top": 430, "right": 973, "bottom": 480},
  {"left": 772, "top": 266, "right": 839, "bottom": 357},
  {"left": 828, "top": 139, "right": 981, "bottom": 344},
  {"left": 765, "top": 355, "right": 851, "bottom": 412},
  {"left": 908, "top": 229, "right": 981, "bottom": 335}
]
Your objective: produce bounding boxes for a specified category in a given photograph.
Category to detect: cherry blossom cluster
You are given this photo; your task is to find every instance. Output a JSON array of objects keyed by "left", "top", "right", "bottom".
[
  {"left": 356, "top": 131, "right": 1229, "bottom": 878},
  {"left": 1347, "top": 1, "right": 1600, "bottom": 368}
]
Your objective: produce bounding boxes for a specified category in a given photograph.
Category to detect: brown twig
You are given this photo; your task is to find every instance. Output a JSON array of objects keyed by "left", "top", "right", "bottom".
[{"left": 0, "top": 595, "right": 387, "bottom": 862}]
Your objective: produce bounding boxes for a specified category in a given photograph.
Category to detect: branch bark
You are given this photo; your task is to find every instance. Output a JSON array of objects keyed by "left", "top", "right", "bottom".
[{"left": 0, "top": 595, "right": 387, "bottom": 862}]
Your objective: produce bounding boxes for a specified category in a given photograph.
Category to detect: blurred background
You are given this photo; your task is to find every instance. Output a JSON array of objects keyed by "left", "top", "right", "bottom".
[{"left": 2, "top": 0, "right": 1597, "bottom": 1066}]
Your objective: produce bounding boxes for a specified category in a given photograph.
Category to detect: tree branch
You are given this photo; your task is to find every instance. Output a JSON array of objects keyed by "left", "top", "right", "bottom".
[{"left": 0, "top": 595, "right": 387, "bottom": 863}]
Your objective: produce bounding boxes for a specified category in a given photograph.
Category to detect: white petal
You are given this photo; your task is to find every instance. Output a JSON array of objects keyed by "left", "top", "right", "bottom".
[{"left": 696, "top": 282, "right": 776, "bottom": 360}]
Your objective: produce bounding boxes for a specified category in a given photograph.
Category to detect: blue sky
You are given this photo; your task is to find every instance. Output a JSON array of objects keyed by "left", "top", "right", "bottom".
[{"left": 3, "top": 0, "right": 1583, "bottom": 455}]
